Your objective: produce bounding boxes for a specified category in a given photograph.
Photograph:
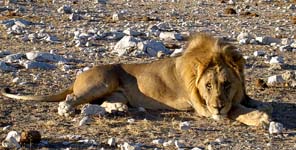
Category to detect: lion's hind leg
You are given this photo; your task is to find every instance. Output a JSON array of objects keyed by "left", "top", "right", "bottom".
[{"left": 228, "top": 104, "right": 270, "bottom": 127}]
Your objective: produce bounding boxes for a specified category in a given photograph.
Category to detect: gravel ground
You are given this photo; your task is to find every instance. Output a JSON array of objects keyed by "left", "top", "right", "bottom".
[{"left": 0, "top": 0, "right": 296, "bottom": 149}]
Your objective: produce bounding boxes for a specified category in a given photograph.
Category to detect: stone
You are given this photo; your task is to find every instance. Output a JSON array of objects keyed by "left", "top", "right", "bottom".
[
  {"left": 269, "top": 121, "right": 283, "bottom": 134},
  {"left": 138, "top": 40, "right": 171, "bottom": 57},
  {"left": 22, "top": 61, "right": 56, "bottom": 70},
  {"left": 179, "top": 121, "right": 190, "bottom": 130},
  {"left": 159, "top": 32, "right": 183, "bottom": 41},
  {"left": 121, "top": 142, "right": 141, "bottom": 150},
  {"left": 174, "top": 140, "right": 185, "bottom": 148},
  {"left": 2, "top": 125, "right": 11, "bottom": 131},
  {"left": 113, "top": 36, "right": 139, "bottom": 56},
  {"left": 112, "top": 13, "right": 123, "bottom": 21},
  {"left": 77, "top": 139, "right": 98, "bottom": 145},
  {"left": 0, "top": 50, "right": 11, "bottom": 58},
  {"left": 269, "top": 56, "right": 284, "bottom": 64},
  {"left": 288, "top": 4, "right": 296, "bottom": 10},
  {"left": 253, "top": 50, "right": 265, "bottom": 57},
  {"left": 14, "top": 19, "right": 32, "bottom": 27},
  {"left": 237, "top": 32, "right": 253, "bottom": 43},
  {"left": 69, "top": 13, "right": 82, "bottom": 21},
  {"left": 103, "top": 31, "right": 125, "bottom": 40},
  {"left": 152, "top": 139, "right": 164, "bottom": 145},
  {"left": 108, "top": 137, "right": 116, "bottom": 146},
  {"left": 256, "top": 36, "right": 281, "bottom": 45},
  {"left": 267, "top": 75, "right": 284, "bottom": 85},
  {"left": 26, "top": 52, "right": 67, "bottom": 62},
  {"left": 127, "top": 118, "right": 135, "bottom": 123},
  {"left": 80, "top": 104, "right": 106, "bottom": 116},
  {"left": 0, "top": 61, "right": 16, "bottom": 71},
  {"left": 2, "top": 131, "right": 21, "bottom": 149},
  {"left": 57, "top": 5, "right": 72, "bottom": 14},
  {"left": 79, "top": 116, "right": 91, "bottom": 126},
  {"left": 123, "top": 28, "right": 144, "bottom": 37},
  {"left": 191, "top": 147, "right": 203, "bottom": 150},
  {"left": 279, "top": 45, "right": 293, "bottom": 52},
  {"left": 282, "top": 71, "right": 295, "bottom": 81},
  {"left": 43, "top": 35, "right": 61, "bottom": 43}
]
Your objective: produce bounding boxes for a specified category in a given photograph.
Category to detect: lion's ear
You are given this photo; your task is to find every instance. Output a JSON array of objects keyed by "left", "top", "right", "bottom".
[{"left": 224, "top": 46, "right": 245, "bottom": 72}]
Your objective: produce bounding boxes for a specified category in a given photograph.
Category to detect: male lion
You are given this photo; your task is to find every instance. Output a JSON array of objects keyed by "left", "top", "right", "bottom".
[{"left": 1, "top": 33, "right": 271, "bottom": 127}]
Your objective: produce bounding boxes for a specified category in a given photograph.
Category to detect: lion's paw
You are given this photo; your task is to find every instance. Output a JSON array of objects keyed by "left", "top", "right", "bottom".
[
  {"left": 258, "top": 112, "right": 271, "bottom": 129},
  {"left": 100, "top": 101, "right": 128, "bottom": 115}
]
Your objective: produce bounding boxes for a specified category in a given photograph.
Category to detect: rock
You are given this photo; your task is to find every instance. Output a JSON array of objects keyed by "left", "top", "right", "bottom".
[
  {"left": 4, "top": 53, "right": 25, "bottom": 62},
  {"left": 256, "top": 36, "right": 281, "bottom": 45},
  {"left": 80, "top": 104, "right": 106, "bottom": 116},
  {"left": 103, "top": 31, "right": 125, "bottom": 40},
  {"left": 152, "top": 139, "right": 164, "bottom": 145},
  {"left": 43, "top": 34, "right": 61, "bottom": 43},
  {"left": 267, "top": 75, "right": 284, "bottom": 85},
  {"left": 137, "top": 107, "right": 146, "bottom": 112},
  {"left": 0, "top": 50, "right": 11, "bottom": 58},
  {"left": 57, "top": 5, "right": 72, "bottom": 14},
  {"left": 113, "top": 36, "right": 139, "bottom": 56},
  {"left": 279, "top": 45, "right": 293, "bottom": 52},
  {"left": 121, "top": 142, "right": 141, "bottom": 150},
  {"left": 127, "top": 118, "right": 135, "bottom": 124},
  {"left": 288, "top": 4, "right": 296, "bottom": 10},
  {"left": 269, "top": 121, "right": 283, "bottom": 134},
  {"left": 79, "top": 116, "right": 91, "bottom": 126},
  {"left": 108, "top": 137, "right": 116, "bottom": 146},
  {"left": 159, "top": 32, "right": 183, "bottom": 41},
  {"left": 2, "top": 131, "right": 21, "bottom": 149},
  {"left": 77, "top": 139, "right": 98, "bottom": 145},
  {"left": 14, "top": 19, "right": 32, "bottom": 27},
  {"left": 163, "top": 140, "right": 174, "bottom": 147},
  {"left": 170, "top": 48, "right": 184, "bottom": 57},
  {"left": 179, "top": 121, "right": 190, "bottom": 130},
  {"left": 174, "top": 140, "right": 185, "bottom": 148},
  {"left": 237, "top": 32, "right": 254, "bottom": 44},
  {"left": 0, "top": 61, "right": 16, "bottom": 71},
  {"left": 112, "top": 13, "right": 123, "bottom": 21},
  {"left": 22, "top": 61, "right": 56, "bottom": 70},
  {"left": 253, "top": 50, "right": 265, "bottom": 57},
  {"left": 20, "top": 130, "right": 41, "bottom": 144},
  {"left": 191, "top": 147, "right": 203, "bottom": 150},
  {"left": 26, "top": 52, "right": 67, "bottom": 62},
  {"left": 69, "top": 13, "right": 82, "bottom": 21},
  {"left": 269, "top": 56, "right": 284, "bottom": 64},
  {"left": 2, "top": 125, "right": 11, "bottom": 131},
  {"left": 101, "top": 101, "right": 128, "bottom": 113},
  {"left": 123, "top": 28, "right": 144, "bottom": 37},
  {"left": 138, "top": 40, "right": 171, "bottom": 57}
]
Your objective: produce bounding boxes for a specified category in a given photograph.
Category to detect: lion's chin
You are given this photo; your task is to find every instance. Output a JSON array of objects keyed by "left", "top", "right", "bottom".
[{"left": 211, "top": 114, "right": 226, "bottom": 121}]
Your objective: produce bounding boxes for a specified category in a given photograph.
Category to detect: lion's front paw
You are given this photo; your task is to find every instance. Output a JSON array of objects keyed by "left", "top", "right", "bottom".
[
  {"left": 101, "top": 101, "right": 128, "bottom": 115},
  {"left": 258, "top": 112, "right": 271, "bottom": 129}
]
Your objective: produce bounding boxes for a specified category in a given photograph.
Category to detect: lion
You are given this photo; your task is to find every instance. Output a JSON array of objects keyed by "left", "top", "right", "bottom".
[{"left": 1, "top": 33, "right": 271, "bottom": 127}]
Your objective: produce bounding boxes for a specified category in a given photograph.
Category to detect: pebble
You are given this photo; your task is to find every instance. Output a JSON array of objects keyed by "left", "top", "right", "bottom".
[
  {"left": 159, "top": 32, "right": 183, "bottom": 41},
  {"left": 112, "top": 13, "right": 123, "bottom": 21},
  {"left": 138, "top": 40, "right": 171, "bottom": 57},
  {"left": 113, "top": 36, "right": 139, "bottom": 56},
  {"left": 269, "top": 121, "right": 284, "bottom": 134},
  {"left": 127, "top": 118, "right": 135, "bottom": 124},
  {"left": 191, "top": 147, "right": 203, "bottom": 150},
  {"left": 80, "top": 104, "right": 106, "bottom": 116},
  {"left": 174, "top": 140, "right": 185, "bottom": 148},
  {"left": 163, "top": 140, "right": 174, "bottom": 147},
  {"left": 2, "top": 125, "right": 11, "bottom": 131},
  {"left": 77, "top": 139, "right": 98, "bottom": 145},
  {"left": 22, "top": 61, "right": 56, "bottom": 70},
  {"left": 269, "top": 56, "right": 284, "bottom": 64},
  {"left": 57, "top": 5, "right": 72, "bottom": 14},
  {"left": 108, "top": 137, "right": 116, "bottom": 146},
  {"left": 179, "top": 121, "right": 190, "bottom": 130},
  {"left": 4, "top": 53, "right": 25, "bottom": 62},
  {"left": 267, "top": 75, "right": 284, "bottom": 85},
  {"left": 2, "top": 131, "right": 21, "bottom": 149},
  {"left": 0, "top": 50, "right": 11, "bottom": 57},
  {"left": 123, "top": 28, "right": 144, "bottom": 37},
  {"left": 253, "top": 50, "right": 265, "bottom": 57},
  {"left": 26, "top": 52, "right": 67, "bottom": 62},
  {"left": 120, "top": 142, "right": 141, "bottom": 150},
  {"left": 256, "top": 36, "right": 281, "bottom": 45},
  {"left": 237, "top": 32, "right": 253, "bottom": 43},
  {"left": 152, "top": 139, "right": 164, "bottom": 145},
  {"left": 79, "top": 116, "right": 91, "bottom": 126}
]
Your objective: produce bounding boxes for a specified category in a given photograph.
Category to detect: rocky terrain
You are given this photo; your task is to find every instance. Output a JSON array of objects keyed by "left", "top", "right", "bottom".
[{"left": 0, "top": 0, "right": 295, "bottom": 149}]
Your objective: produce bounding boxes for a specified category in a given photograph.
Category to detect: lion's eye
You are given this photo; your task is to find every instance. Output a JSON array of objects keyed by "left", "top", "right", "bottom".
[
  {"left": 223, "top": 81, "right": 231, "bottom": 90},
  {"left": 206, "top": 82, "right": 212, "bottom": 90}
]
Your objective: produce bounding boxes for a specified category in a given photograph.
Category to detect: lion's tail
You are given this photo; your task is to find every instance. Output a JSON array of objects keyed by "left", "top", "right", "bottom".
[{"left": 1, "top": 84, "right": 73, "bottom": 102}]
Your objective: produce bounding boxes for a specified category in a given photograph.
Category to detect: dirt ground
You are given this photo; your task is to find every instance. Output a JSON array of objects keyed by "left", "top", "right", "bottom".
[{"left": 0, "top": 0, "right": 296, "bottom": 149}]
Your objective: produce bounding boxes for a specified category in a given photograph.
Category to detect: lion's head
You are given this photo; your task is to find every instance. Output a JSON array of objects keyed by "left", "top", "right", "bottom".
[{"left": 177, "top": 33, "right": 246, "bottom": 119}]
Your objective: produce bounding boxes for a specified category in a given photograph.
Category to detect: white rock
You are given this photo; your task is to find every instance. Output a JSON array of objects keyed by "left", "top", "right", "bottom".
[
  {"left": 269, "top": 121, "right": 283, "bottom": 134},
  {"left": 253, "top": 50, "right": 265, "bottom": 57},
  {"left": 80, "top": 104, "right": 106, "bottom": 116},
  {"left": 269, "top": 56, "right": 284, "bottom": 64},
  {"left": 179, "top": 121, "right": 190, "bottom": 130},
  {"left": 228, "top": 0, "right": 235, "bottom": 5},
  {"left": 26, "top": 52, "right": 67, "bottom": 62},
  {"left": 159, "top": 32, "right": 183, "bottom": 41},
  {"left": 191, "top": 147, "right": 203, "bottom": 150},
  {"left": 79, "top": 116, "right": 91, "bottom": 126},
  {"left": 121, "top": 142, "right": 141, "bottom": 150},
  {"left": 0, "top": 61, "right": 16, "bottom": 71},
  {"left": 108, "top": 137, "right": 116, "bottom": 146},
  {"left": 152, "top": 139, "right": 164, "bottom": 145},
  {"left": 174, "top": 140, "right": 185, "bottom": 148},
  {"left": 43, "top": 35, "right": 60, "bottom": 43},
  {"left": 279, "top": 45, "right": 292, "bottom": 52},
  {"left": 57, "top": 5, "right": 72, "bottom": 14},
  {"left": 138, "top": 40, "right": 170, "bottom": 57},
  {"left": 103, "top": 31, "right": 125, "bottom": 40},
  {"left": 78, "top": 139, "right": 98, "bottom": 145},
  {"left": 256, "top": 36, "right": 281, "bottom": 45},
  {"left": 127, "top": 118, "right": 135, "bottom": 124},
  {"left": 113, "top": 36, "right": 139, "bottom": 56},
  {"left": 163, "top": 140, "right": 174, "bottom": 147},
  {"left": 2, "top": 125, "right": 11, "bottom": 131},
  {"left": 23, "top": 61, "right": 56, "bottom": 70},
  {"left": 112, "top": 13, "right": 122, "bottom": 21},
  {"left": 281, "top": 38, "right": 294, "bottom": 45},
  {"left": 237, "top": 32, "right": 253, "bottom": 43},
  {"left": 2, "top": 131, "right": 21, "bottom": 149},
  {"left": 267, "top": 75, "right": 284, "bottom": 85}
]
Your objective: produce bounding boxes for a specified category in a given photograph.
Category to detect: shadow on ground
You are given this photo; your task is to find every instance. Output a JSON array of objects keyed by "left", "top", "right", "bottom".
[{"left": 271, "top": 102, "right": 296, "bottom": 129}]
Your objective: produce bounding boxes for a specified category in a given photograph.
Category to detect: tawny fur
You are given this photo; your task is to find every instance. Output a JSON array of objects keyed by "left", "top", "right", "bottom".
[{"left": 1, "top": 33, "right": 271, "bottom": 126}]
